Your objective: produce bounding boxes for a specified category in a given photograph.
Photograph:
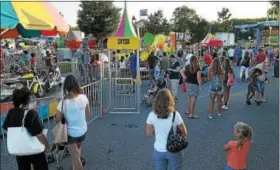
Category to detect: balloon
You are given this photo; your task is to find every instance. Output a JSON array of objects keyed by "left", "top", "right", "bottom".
[
  {"left": 140, "top": 51, "right": 149, "bottom": 61},
  {"left": 144, "top": 33, "right": 155, "bottom": 46}
]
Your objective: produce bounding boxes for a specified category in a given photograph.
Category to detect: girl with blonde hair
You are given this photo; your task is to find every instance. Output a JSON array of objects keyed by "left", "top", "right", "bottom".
[
  {"left": 180, "top": 55, "right": 202, "bottom": 119},
  {"left": 208, "top": 58, "right": 224, "bottom": 119},
  {"left": 146, "top": 88, "right": 187, "bottom": 170},
  {"left": 223, "top": 122, "right": 252, "bottom": 170}
]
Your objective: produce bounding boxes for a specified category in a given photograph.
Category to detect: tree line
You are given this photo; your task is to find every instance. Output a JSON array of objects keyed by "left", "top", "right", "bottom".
[{"left": 75, "top": 1, "right": 278, "bottom": 44}]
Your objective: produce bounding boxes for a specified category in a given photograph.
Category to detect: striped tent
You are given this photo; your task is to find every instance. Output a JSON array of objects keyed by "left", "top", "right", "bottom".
[{"left": 201, "top": 26, "right": 223, "bottom": 47}]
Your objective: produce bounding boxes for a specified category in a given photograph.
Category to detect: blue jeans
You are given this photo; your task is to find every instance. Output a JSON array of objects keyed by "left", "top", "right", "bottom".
[
  {"left": 226, "top": 165, "right": 245, "bottom": 170},
  {"left": 153, "top": 149, "right": 183, "bottom": 170}
]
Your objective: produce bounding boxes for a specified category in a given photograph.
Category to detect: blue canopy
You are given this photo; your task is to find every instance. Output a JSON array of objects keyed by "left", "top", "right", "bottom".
[
  {"left": 234, "top": 20, "right": 279, "bottom": 29},
  {"left": 234, "top": 24, "right": 258, "bottom": 29},
  {"left": 257, "top": 21, "right": 279, "bottom": 26}
]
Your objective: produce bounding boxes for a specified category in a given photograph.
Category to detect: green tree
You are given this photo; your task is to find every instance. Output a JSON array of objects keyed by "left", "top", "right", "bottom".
[
  {"left": 267, "top": 7, "right": 279, "bottom": 20},
  {"left": 77, "top": 1, "right": 121, "bottom": 40},
  {"left": 171, "top": 5, "right": 209, "bottom": 43},
  {"left": 144, "top": 10, "right": 171, "bottom": 35},
  {"left": 192, "top": 17, "right": 210, "bottom": 43},
  {"left": 171, "top": 5, "right": 199, "bottom": 32},
  {"left": 217, "top": 7, "right": 233, "bottom": 32},
  {"left": 270, "top": 0, "right": 279, "bottom": 8}
]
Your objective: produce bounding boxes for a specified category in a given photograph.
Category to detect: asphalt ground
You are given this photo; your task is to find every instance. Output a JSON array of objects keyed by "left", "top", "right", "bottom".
[{"left": 0, "top": 67, "right": 279, "bottom": 170}]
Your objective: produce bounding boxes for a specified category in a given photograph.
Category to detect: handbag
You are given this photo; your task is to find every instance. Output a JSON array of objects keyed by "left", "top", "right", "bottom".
[
  {"left": 52, "top": 98, "right": 68, "bottom": 144},
  {"left": 181, "top": 82, "right": 186, "bottom": 92},
  {"left": 227, "top": 73, "right": 235, "bottom": 87},
  {"left": 166, "top": 111, "right": 188, "bottom": 153},
  {"left": 7, "top": 110, "right": 45, "bottom": 156}
]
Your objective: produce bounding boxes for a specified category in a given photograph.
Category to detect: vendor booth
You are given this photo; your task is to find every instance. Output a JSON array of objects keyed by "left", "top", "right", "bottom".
[{"left": 234, "top": 20, "right": 279, "bottom": 49}]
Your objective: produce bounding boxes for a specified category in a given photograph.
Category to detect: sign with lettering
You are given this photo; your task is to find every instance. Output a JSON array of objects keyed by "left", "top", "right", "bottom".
[
  {"left": 107, "top": 37, "right": 140, "bottom": 50},
  {"left": 118, "top": 39, "right": 130, "bottom": 44}
]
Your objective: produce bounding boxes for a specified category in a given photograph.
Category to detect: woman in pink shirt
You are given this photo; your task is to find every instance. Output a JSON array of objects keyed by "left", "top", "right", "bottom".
[{"left": 223, "top": 122, "right": 252, "bottom": 170}]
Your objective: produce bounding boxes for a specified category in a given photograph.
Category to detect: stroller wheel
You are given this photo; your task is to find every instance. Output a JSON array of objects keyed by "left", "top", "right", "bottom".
[
  {"left": 56, "top": 166, "right": 64, "bottom": 170},
  {"left": 47, "top": 154, "right": 55, "bottom": 164}
]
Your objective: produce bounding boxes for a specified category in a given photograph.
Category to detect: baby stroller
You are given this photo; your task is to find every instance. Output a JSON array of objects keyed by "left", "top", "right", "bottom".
[
  {"left": 142, "top": 73, "right": 167, "bottom": 107},
  {"left": 201, "top": 64, "right": 209, "bottom": 83},
  {"left": 46, "top": 142, "right": 70, "bottom": 170}
]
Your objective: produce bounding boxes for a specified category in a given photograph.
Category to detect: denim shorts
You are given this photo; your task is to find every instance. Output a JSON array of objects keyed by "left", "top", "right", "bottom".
[
  {"left": 226, "top": 165, "right": 245, "bottom": 170},
  {"left": 256, "top": 80, "right": 264, "bottom": 92},
  {"left": 68, "top": 132, "right": 87, "bottom": 144}
]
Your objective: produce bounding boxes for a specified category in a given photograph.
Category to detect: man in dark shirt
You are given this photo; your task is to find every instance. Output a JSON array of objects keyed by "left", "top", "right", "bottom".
[
  {"left": 168, "top": 55, "right": 181, "bottom": 101},
  {"left": 147, "top": 52, "right": 158, "bottom": 85}
]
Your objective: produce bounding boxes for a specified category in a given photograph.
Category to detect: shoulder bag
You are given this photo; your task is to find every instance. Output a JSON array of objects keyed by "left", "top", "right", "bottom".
[
  {"left": 52, "top": 98, "right": 68, "bottom": 144},
  {"left": 7, "top": 110, "right": 45, "bottom": 156},
  {"left": 166, "top": 111, "right": 188, "bottom": 153}
]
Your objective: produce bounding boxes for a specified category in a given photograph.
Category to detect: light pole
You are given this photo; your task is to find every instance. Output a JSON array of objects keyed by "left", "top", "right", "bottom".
[{"left": 132, "top": 16, "right": 141, "bottom": 113}]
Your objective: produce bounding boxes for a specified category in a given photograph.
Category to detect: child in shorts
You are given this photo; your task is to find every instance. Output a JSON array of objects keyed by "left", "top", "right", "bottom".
[
  {"left": 246, "top": 68, "right": 262, "bottom": 105},
  {"left": 224, "top": 122, "right": 252, "bottom": 170}
]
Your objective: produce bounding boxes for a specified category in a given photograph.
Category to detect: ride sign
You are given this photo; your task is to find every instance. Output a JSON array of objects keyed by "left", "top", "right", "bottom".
[{"left": 107, "top": 37, "right": 140, "bottom": 50}]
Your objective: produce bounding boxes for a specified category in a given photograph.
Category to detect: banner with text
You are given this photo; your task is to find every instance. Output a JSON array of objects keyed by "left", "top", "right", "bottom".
[{"left": 107, "top": 37, "right": 140, "bottom": 50}]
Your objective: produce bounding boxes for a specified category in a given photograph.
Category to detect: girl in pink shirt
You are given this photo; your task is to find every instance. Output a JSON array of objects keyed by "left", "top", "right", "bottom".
[{"left": 223, "top": 122, "right": 252, "bottom": 170}]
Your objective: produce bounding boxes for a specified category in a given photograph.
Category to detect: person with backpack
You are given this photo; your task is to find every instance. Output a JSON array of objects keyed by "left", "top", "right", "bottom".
[
  {"left": 208, "top": 58, "right": 224, "bottom": 119},
  {"left": 222, "top": 58, "right": 235, "bottom": 110},
  {"left": 239, "top": 51, "right": 250, "bottom": 82}
]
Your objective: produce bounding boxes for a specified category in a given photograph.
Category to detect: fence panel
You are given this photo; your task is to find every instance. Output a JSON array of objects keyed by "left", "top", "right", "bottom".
[
  {"left": 109, "top": 78, "right": 139, "bottom": 114},
  {"left": 81, "top": 80, "right": 103, "bottom": 123}
]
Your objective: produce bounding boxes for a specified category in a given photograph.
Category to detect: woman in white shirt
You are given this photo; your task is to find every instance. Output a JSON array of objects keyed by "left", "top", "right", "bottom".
[
  {"left": 119, "top": 56, "right": 126, "bottom": 69},
  {"left": 56, "top": 75, "right": 90, "bottom": 170},
  {"left": 146, "top": 88, "right": 187, "bottom": 170}
]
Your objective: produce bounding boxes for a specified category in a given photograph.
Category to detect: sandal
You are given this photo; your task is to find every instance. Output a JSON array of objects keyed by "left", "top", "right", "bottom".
[
  {"left": 188, "top": 115, "right": 198, "bottom": 119},
  {"left": 81, "top": 157, "right": 86, "bottom": 166}
]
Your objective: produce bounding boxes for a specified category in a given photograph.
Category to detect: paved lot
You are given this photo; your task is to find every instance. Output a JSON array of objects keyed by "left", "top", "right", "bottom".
[{"left": 1, "top": 67, "right": 279, "bottom": 170}]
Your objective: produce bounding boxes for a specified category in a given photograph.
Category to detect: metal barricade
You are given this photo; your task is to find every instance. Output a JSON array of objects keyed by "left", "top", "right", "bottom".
[
  {"left": 102, "top": 78, "right": 111, "bottom": 113},
  {"left": 82, "top": 80, "right": 103, "bottom": 123},
  {"left": 109, "top": 78, "right": 139, "bottom": 114}
]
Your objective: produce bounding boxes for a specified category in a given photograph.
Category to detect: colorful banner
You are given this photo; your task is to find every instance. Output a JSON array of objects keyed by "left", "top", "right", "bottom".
[{"left": 107, "top": 37, "right": 140, "bottom": 50}]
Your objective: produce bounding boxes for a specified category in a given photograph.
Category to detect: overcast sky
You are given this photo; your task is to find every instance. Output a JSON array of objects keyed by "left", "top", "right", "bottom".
[{"left": 52, "top": 0, "right": 271, "bottom": 26}]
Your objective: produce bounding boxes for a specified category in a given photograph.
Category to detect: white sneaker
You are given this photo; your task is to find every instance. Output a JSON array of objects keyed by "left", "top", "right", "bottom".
[
  {"left": 262, "top": 99, "right": 266, "bottom": 102},
  {"left": 218, "top": 113, "right": 222, "bottom": 116},
  {"left": 222, "top": 105, "right": 228, "bottom": 110},
  {"left": 209, "top": 115, "right": 213, "bottom": 119}
]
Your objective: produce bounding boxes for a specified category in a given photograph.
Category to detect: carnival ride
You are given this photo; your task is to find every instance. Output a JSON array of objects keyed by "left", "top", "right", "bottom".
[{"left": 0, "top": 1, "right": 69, "bottom": 104}]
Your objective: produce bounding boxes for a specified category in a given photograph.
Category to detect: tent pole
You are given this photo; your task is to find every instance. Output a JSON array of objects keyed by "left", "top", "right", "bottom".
[{"left": 0, "top": 29, "right": 9, "bottom": 36}]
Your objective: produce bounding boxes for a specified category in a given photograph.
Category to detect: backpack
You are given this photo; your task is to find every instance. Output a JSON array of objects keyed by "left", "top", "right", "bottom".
[
  {"left": 210, "top": 75, "right": 222, "bottom": 91},
  {"left": 227, "top": 73, "right": 235, "bottom": 87}
]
